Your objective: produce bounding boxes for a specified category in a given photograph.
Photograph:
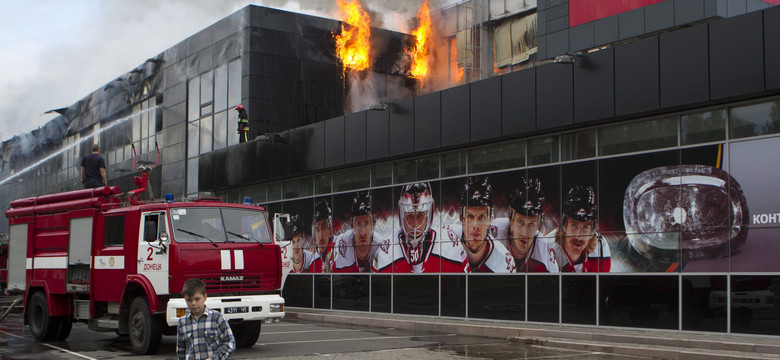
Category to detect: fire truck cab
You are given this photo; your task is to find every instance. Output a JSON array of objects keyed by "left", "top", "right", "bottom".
[{"left": 5, "top": 186, "right": 285, "bottom": 354}]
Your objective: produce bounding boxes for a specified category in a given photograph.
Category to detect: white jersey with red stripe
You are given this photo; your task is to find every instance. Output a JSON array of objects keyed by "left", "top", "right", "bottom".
[
  {"left": 548, "top": 229, "right": 611, "bottom": 273},
  {"left": 372, "top": 228, "right": 468, "bottom": 273},
  {"left": 289, "top": 249, "right": 315, "bottom": 273},
  {"left": 332, "top": 229, "right": 382, "bottom": 273},
  {"left": 443, "top": 223, "right": 515, "bottom": 273},
  {"left": 490, "top": 217, "right": 559, "bottom": 273}
]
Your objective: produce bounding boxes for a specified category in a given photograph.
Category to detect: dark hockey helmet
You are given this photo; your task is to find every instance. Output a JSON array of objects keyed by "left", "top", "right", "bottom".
[
  {"left": 509, "top": 177, "right": 546, "bottom": 217},
  {"left": 313, "top": 199, "right": 332, "bottom": 225},
  {"left": 460, "top": 176, "right": 493, "bottom": 208},
  {"left": 563, "top": 185, "right": 597, "bottom": 222},
  {"left": 351, "top": 191, "right": 372, "bottom": 217},
  {"left": 290, "top": 214, "right": 305, "bottom": 236}
]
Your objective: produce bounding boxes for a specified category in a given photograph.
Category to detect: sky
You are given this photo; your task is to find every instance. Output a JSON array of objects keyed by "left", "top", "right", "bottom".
[{"left": 0, "top": 0, "right": 422, "bottom": 143}]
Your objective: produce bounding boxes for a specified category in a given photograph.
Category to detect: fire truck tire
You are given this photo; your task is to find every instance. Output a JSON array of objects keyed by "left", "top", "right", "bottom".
[
  {"left": 52, "top": 316, "right": 73, "bottom": 341},
  {"left": 28, "top": 291, "right": 57, "bottom": 341},
  {"left": 129, "top": 297, "right": 162, "bottom": 355},
  {"left": 231, "top": 320, "right": 261, "bottom": 348}
]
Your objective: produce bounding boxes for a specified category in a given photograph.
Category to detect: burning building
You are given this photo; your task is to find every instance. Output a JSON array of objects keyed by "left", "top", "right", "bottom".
[{"left": 3, "top": 0, "right": 780, "bottom": 340}]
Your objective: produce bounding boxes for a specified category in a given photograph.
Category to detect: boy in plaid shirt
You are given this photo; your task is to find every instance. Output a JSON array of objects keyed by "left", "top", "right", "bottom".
[{"left": 177, "top": 279, "right": 235, "bottom": 360}]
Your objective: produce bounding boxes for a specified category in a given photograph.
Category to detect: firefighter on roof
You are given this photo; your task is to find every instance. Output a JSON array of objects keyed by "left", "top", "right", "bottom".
[{"left": 235, "top": 104, "right": 249, "bottom": 143}]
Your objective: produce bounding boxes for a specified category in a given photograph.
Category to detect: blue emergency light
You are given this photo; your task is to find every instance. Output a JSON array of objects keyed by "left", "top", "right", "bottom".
[
  {"left": 243, "top": 196, "right": 253, "bottom": 205},
  {"left": 165, "top": 193, "right": 174, "bottom": 203}
]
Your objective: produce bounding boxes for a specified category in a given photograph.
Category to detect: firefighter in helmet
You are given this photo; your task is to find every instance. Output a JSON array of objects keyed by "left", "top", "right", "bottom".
[{"left": 235, "top": 104, "right": 249, "bottom": 143}]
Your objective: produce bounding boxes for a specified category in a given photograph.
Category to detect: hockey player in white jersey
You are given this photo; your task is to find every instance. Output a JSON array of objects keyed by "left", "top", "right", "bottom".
[
  {"left": 550, "top": 185, "right": 611, "bottom": 273},
  {"left": 491, "top": 177, "right": 558, "bottom": 272},
  {"left": 333, "top": 191, "right": 381, "bottom": 272},
  {"left": 445, "top": 176, "right": 515, "bottom": 273},
  {"left": 288, "top": 214, "right": 315, "bottom": 273}
]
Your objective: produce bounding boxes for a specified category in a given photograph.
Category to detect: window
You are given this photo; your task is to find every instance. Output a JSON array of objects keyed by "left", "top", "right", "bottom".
[
  {"left": 562, "top": 130, "right": 596, "bottom": 161},
  {"left": 682, "top": 109, "right": 726, "bottom": 145},
  {"left": 468, "top": 140, "right": 525, "bottom": 173},
  {"left": 528, "top": 135, "right": 559, "bottom": 165},
  {"left": 104, "top": 216, "right": 125, "bottom": 247},
  {"left": 729, "top": 99, "right": 780, "bottom": 139},
  {"left": 598, "top": 117, "right": 677, "bottom": 155}
]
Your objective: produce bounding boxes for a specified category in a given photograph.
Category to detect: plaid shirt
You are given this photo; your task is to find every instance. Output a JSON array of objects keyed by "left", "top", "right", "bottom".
[{"left": 177, "top": 307, "right": 235, "bottom": 360}]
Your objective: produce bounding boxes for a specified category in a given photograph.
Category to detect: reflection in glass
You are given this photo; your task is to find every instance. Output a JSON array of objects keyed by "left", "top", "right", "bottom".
[
  {"left": 200, "top": 116, "right": 213, "bottom": 154},
  {"left": 315, "top": 174, "right": 332, "bottom": 194},
  {"left": 394, "top": 156, "right": 439, "bottom": 184},
  {"left": 314, "top": 275, "right": 331, "bottom": 309},
  {"left": 561, "top": 130, "right": 596, "bottom": 160},
  {"left": 682, "top": 109, "right": 726, "bottom": 145},
  {"left": 188, "top": 77, "right": 200, "bottom": 122},
  {"left": 371, "top": 275, "right": 392, "bottom": 313},
  {"left": 372, "top": 163, "right": 392, "bottom": 187},
  {"left": 332, "top": 275, "right": 369, "bottom": 311},
  {"left": 562, "top": 275, "right": 596, "bottom": 325},
  {"left": 200, "top": 71, "right": 213, "bottom": 105},
  {"left": 527, "top": 275, "right": 558, "bottom": 323},
  {"left": 187, "top": 158, "right": 198, "bottom": 195},
  {"left": 393, "top": 275, "right": 438, "bottom": 316},
  {"left": 334, "top": 167, "right": 370, "bottom": 192},
  {"left": 469, "top": 140, "right": 525, "bottom": 173},
  {"left": 599, "top": 117, "right": 677, "bottom": 155},
  {"left": 441, "top": 275, "right": 466, "bottom": 317},
  {"left": 214, "top": 65, "right": 228, "bottom": 112},
  {"left": 282, "top": 274, "right": 313, "bottom": 308},
  {"left": 528, "top": 136, "right": 559, "bottom": 165},
  {"left": 729, "top": 100, "right": 780, "bottom": 139},
  {"left": 442, "top": 150, "right": 467, "bottom": 177},
  {"left": 469, "top": 275, "right": 524, "bottom": 321},
  {"left": 227, "top": 59, "right": 242, "bottom": 109},
  {"left": 682, "top": 275, "right": 726, "bottom": 332},
  {"left": 730, "top": 276, "right": 780, "bottom": 335},
  {"left": 600, "top": 275, "right": 678, "bottom": 330},
  {"left": 213, "top": 112, "right": 227, "bottom": 150}
]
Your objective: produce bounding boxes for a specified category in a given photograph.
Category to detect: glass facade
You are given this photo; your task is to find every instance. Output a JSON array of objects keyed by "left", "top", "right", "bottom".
[{"left": 266, "top": 98, "right": 780, "bottom": 334}]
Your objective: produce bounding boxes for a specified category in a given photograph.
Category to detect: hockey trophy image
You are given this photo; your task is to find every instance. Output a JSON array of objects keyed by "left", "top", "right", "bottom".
[{"left": 623, "top": 165, "right": 749, "bottom": 263}]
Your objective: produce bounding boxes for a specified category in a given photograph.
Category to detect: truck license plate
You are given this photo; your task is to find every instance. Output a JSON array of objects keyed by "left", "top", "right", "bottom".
[{"left": 225, "top": 306, "right": 248, "bottom": 314}]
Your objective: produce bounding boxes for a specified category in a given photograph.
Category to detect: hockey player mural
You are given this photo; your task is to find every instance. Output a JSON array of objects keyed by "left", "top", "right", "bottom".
[
  {"left": 289, "top": 214, "right": 315, "bottom": 273},
  {"left": 332, "top": 191, "right": 383, "bottom": 272}
]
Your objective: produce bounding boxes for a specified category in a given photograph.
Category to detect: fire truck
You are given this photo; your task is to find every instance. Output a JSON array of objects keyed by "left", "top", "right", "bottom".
[{"left": 4, "top": 175, "right": 285, "bottom": 354}]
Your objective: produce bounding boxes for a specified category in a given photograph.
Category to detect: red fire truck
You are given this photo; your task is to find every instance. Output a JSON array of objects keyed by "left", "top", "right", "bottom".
[{"left": 4, "top": 183, "right": 285, "bottom": 354}]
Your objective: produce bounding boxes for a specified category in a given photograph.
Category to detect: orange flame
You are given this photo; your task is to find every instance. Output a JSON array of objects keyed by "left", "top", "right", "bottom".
[
  {"left": 408, "top": 1, "right": 432, "bottom": 80},
  {"left": 333, "top": 0, "right": 371, "bottom": 72},
  {"left": 450, "top": 37, "right": 463, "bottom": 83}
]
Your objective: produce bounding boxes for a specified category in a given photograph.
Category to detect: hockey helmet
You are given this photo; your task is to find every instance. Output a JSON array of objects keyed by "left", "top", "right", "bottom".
[
  {"left": 313, "top": 199, "right": 332, "bottom": 226},
  {"left": 351, "top": 191, "right": 372, "bottom": 217},
  {"left": 398, "top": 182, "right": 434, "bottom": 242},
  {"left": 563, "top": 185, "right": 597, "bottom": 222},
  {"left": 509, "top": 177, "right": 546, "bottom": 217},
  {"left": 290, "top": 214, "right": 305, "bottom": 236},
  {"left": 460, "top": 176, "right": 493, "bottom": 208}
]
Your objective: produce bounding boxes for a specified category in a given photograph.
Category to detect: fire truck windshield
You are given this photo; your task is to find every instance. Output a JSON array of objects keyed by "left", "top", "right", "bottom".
[{"left": 170, "top": 207, "right": 271, "bottom": 244}]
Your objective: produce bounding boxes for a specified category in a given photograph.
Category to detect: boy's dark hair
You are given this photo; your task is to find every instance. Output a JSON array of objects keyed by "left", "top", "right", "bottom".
[{"left": 182, "top": 278, "right": 206, "bottom": 297}]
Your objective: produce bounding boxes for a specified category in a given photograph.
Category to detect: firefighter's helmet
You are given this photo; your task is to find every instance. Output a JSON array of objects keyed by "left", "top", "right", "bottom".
[{"left": 236, "top": 104, "right": 244, "bottom": 110}]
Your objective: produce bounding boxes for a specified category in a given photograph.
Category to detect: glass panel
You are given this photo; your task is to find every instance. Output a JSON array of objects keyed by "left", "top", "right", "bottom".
[
  {"left": 598, "top": 117, "right": 678, "bottom": 155},
  {"left": 527, "top": 275, "right": 558, "bottom": 323},
  {"left": 600, "top": 275, "right": 679, "bottom": 330},
  {"left": 468, "top": 140, "right": 525, "bottom": 173},
  {"left": 682, "top": 275, "right": 726, "bottom": 332},
  {"left": 284, "top": 177, "right": 313, "bottom": 199},
  {"left": 334, "top": 167, "right": 370, "bottom": 192},
  {"left": 371, "top": 275, "right": 392, "bottom": 313},
  {"left": 730, "top": 275, "right": 780, "bottom": 335},
  {"left": 468, "top": 275, "right": 524, "bottom": 321},
  {"left": 281, "top": 274, "right": 313, "bottom": 308},
  {"left": 682, "top": 109, "right": 726, "bottom": 145},
  {"left": 332, "top": 275, "right": 369, "bottom": 311},
  {"left": 315, "top": 174, "right": 332, "bottom": 194},
  {"left": 201, "top": 104, "right": 213, "bottom": 116},
  {"left": 562, "top": 275, "right": 596, "bottom": 325},
  {"left": 187, "top": 158, "right": 198, "bottom": 194},
  {"left": 228, "top": 59, "right": 242, "bottom": 109},
  {"left": 561, "top": 129, "right": 596, "bottom": 160},
  {"left": 200, "top": 71, "right": 213, "bottom": 105},
  {"left": 214, "top": 64, "right": 228, "bottom": 112},
  {"left": 268, "top": 182, "right": 282, "bottom": 202},
  {"left": 200, "top": 116, "right": 213, "bottom": 154},
  {"left": 188, "top": 77, "right": 200, "bottom": 122},
  {"left": 393, "top": 275, "right": 438, "bottom": 316},
  {"left": 729, "top": 99, "right": 780, "bottom": 139},
  {"left": 133, "top": 113, "right": 142, "bottom": 143},
  {"left": 442, "top": 150, "right": 467, "bottom": 177},
  {"left": 371, "top": 163, "right": 392, "bottom": 187},
  {"left": 528, "top": 135, "right": 559, "bottom": 165},
  {"left": 213, "top": 111, "right": 227, "bottom": 150},
  {"left": 314, "top": 275, "right": 331, "bottom": 309},
  {"left": 393, "top": 155, "right": 439, "bottom": 184},
  {"left": 187, "top": 123, "right": 199, "bottom": 158},
  {"left": 441, "top": 275, "right": 466, "bottom": 317}
]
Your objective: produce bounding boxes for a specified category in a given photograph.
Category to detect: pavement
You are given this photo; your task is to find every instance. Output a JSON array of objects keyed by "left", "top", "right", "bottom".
[{"left": 287, "top": 308, "right": 780, "bottom": 360}]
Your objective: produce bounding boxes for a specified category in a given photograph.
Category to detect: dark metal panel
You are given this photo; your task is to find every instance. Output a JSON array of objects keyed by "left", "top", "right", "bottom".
[
  {"left": 615, "top": 37, "right": 660, "bottom": 116},
  {"left": 366, "top": 109, "right": 389, "bottom": 161},
  {"left": 747, "top": 0, "right": 769, "bottom": 12},
  {"left": 161, "top": 141, "right": 186, "bottom": 166},
  {"left": 198, "top": 152, "right": 215, "bottom": 191},
  {"left": 212, "top": 8, "right": 245, "bottom": 42},
  {"left": 618, "top": 7, "right": 645, "bottom": 40},
  {"left": 162, "top": 178, "right": 186, "bottom": 199},
  {"left": 162, "top": 160, "right": 185, "bottom": 182},
  {"left": 213, "top": 35, "right": 242, "bottom": 66},
  {"left": 249, "top": 54, "right": 301, "bottom": 82},
  {"left": 570, "top": 22, "right": 594, "bottom": 53},
  {"left": 213, "top": 148, "right": 227, "bottom": 189},
  {"left": 306, "top": 122, "right": 325, "bottom": 170},
  {"left": 414, "top": 92, "right": 441, "bottom": 152},
  {"left": 546, "top": 30, "right": 570, "bottom": 60},
  {"left": 249, "top": 28, "right": 301, "bottom": 58},
  {"left": 675, "top": 0, "right": 706, "bottom": 25},
  {"left": 324, "top": 116, "right": 345, "bottom": 168},
  {"left": 301, "top": 60, "right": 341, "bottom": 85},
  {"left": 162, "top": 102, "right": 186, "bottom": 129},
  {"left": 388, "top": 98, "right": 414, "bottom": 156},
  {"left": 660, "top": 23, "right": 710, "bottom": 108},
  {"left": 257, "top": 139, "right": 277, "bottom": 180},
  {"left": 546, "top": 3, "right": 569, "bottom": 20},
  {"left": 594, "top": 16, "right": 619, "bottom": 47},
  {"left": 470, "top": 77, "right": 501, "bottom": 142},
  {"left": 547, "top": 16, "right": 570, "bottom": 34},
  {"left": 250, "top": 6, "right": 302, "bottom": 34},
  {"left": 186, "top": 27, "right": 213, "bottom": 57},
  {"left": 727, "top": 0, "right": 747, "bottom": 16},
  {"left": 538, "top": 8, "right": 547, "bottom": 36},
  {"left": 645, "top": 0, "right": 675, "bottom": 33},
  {"left": 502, "top": 68, "right": 536, "bottom": 136},
  {"left": 538, "top": 35, "right": 548, "bottom": 60},
  {"left": 709, "top": 11, "right": 765, "bottom": 100},
  {"left": 573, "top": 47, "right": 614, "bottom": 124},
  {"left": 345, "top": 112, "right": 368, "bottom": 163},
  {"left": 284, "top": 126, "right": 308, "bottom": 175},
  {"left": 163, "top": 82, "right": 186, "bottom": 109},
  {"left": 441, "top": 85, "right": 470, "bottom": 147},
  {"left": 190, "top": 47, "right": 214, "bottom": 75},
  {"left": 537, "top": 63, "right": 573, "bottom": 130},
  {"left": 705, "top": 0, "right": 728, "bottom": 18},
  {"left": 765, "top": 6, "right": 780, "bottom": 92}
]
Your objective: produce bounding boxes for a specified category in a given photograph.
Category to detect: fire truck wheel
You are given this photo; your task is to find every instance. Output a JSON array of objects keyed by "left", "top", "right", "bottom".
[
  {"left": 231, "top": 320, "right": 262, "bottom": 348},
  {"left": 52, "top": 316, "right": 73, "bottom": 341},
  {"left": 129, "top": 297, "right": 162, "bottom": 355},
  {"left": 28, "top": 291, "right": 57, "bottom": 341}
]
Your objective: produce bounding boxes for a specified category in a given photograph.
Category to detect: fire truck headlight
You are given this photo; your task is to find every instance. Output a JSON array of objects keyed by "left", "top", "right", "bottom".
[
  {"left": 270, "top": 304, "right": 283, "bottom": 313},
  {"left": 176, "top": 308, "right": 187, "bottom": 317}
]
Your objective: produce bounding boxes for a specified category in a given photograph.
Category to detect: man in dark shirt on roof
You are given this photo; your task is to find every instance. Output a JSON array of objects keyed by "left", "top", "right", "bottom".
[{"left": 80, "top": 143, "right": 107, "bottom": 188}]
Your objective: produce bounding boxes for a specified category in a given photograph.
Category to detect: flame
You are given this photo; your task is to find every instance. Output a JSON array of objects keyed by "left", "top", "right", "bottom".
[
  {"left": 408, "top": 1, "right": 432, "bottom": 80},
  {"left": 333, "top": 0, "right": 371, "bottom": 72},
  {"left": 450, "top": 37, "right": 463, "bottom": 83}
]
